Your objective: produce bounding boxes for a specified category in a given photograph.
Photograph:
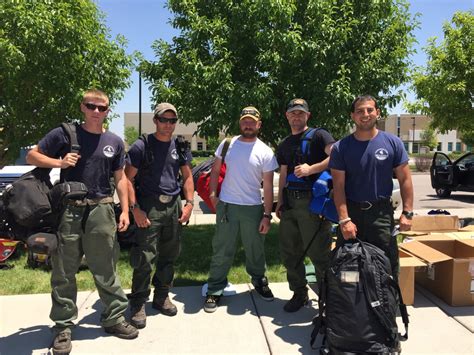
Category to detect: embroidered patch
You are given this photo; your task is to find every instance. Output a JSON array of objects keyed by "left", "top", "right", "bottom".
[
  {"left": 171, "top": 148, "right": 179, "bottom": 160},
  {"left": 375, "top": 148, "right": 388, "bottom": 161},
  {"left": 103, "top": 145, "right": 115, "bottom": 158}
]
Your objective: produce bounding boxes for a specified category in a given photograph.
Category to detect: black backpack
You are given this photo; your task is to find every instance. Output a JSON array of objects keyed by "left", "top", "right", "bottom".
[
  {"left": 2, "top": 123, "right": 87, "bottom": 236},
  {"left": 311, "top": 240, "right": 409, "bottom": 354}
]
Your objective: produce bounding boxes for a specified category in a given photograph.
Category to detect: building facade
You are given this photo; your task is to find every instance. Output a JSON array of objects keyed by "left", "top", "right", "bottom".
[{"left": 379, "top": 114, "right": 470, "bottom": 154}]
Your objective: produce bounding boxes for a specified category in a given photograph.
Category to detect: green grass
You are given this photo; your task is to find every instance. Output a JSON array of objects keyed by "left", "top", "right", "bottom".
[{"left": 0, "top": 224, "right": 290, "bottom": 295}]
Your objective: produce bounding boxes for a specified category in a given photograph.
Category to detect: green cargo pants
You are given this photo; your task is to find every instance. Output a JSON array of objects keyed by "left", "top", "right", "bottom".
[
  {"left": 207, "top": 202, "right": 267, "bottom": 295},
  {"left": 336, "top": 199, "right": 399, "bottom": 277},
  {"left": 279, "top": 193, "right": 332, "bottom": 291},
  {"left": 129, "top": 195, "right": 182, "bottom": 305},
  {"left": 50, "top": 202, "right": 128, "bottom": 332}
]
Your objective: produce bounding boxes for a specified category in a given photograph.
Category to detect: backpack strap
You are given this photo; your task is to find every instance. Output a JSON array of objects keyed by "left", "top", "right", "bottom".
[
  {"left": 138, "top": 134, "right": 154, "bottom": 171},
  {"left": 175, "top": 135, "right": 190, "bottom": 165},
  {"left": 298, "top": 128, "right": 320, "bottom": 164},
  {"left": 221, "top": 138, "right": 232, "bottom": 163},
  {"left": 60, "top": 123, "right": 81, "bottom": 153}
]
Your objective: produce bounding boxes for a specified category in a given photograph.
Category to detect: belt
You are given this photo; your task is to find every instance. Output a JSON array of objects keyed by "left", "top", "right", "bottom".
[
  {"left": 347, "top": 198, "right": 391, "bottom": 210},
  {"left": 153, "top": 194, "right": 178, "bottom": 204},
  {"left": 286, "top": 189, "right": 312, "bottom": 199},
  {"left": 67, "top": 196, "right": 114, "bottom": 207}
]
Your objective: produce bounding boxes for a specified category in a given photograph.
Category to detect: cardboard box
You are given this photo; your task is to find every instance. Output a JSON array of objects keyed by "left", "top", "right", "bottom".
[
  {"left": 398, "top": 249, "right": 426, "bottom": 305},
  {"left": 400, "top": 239, "right": 474, "bottom": 306},
  {"left": 410, "top": 215, "right": 460, "bottom": 233}
]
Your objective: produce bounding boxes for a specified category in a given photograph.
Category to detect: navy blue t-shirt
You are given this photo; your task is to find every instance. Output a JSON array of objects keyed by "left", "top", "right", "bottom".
[
  {"left": 38, "top": 125, "right": 125, "bottom": 199},
  {"left": 329, "top": 130, "right": 408, "bottom": 202},
  {"left": 127, "top": 134, "right": 192, "bottom": 196}
]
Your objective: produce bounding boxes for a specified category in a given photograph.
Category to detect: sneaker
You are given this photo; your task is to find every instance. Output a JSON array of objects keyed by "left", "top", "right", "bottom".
[
  {"left": 254, "top": 277, "right": 274, "bottom": 301},
  {"left": 104, "top": 321, "right": 139, "bottom": 339},
  {"left": 152, "top": 295, "right": 178, "bottom": 317},
  {"left": 52, "top": 330, "right": 72, "bottom": 355},
  {"left": 203, "top": 294, "right": 221, "bottom": 313},
  {"left": 284, "top": 288, "right": 309, "bottom": 312},
  {"left": 130, "top": 303, "right": 147, "bottom": 329}
]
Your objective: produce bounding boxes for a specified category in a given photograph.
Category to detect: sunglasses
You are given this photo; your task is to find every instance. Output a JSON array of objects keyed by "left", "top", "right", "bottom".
[
  {"left": 241, "top": 109, "right": 259, "bottom": 117},
  {"left": 156, "top": 116, "right": 178, "bottom": 124},
  {"left": 84, "top": 102, "right": 108, "bottom": 112}
]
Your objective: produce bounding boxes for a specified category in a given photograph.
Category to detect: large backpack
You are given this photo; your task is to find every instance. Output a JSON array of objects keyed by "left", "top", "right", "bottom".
[{"left": 311, "top": 240, "right": 409, "bottom": 354}]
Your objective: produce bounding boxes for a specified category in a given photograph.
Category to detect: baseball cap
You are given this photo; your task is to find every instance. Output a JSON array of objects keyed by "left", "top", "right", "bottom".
[
  {"left": 154, "top": 102, "right": 178, "bottom": 117},
  {"left": 239, "top": 106, "right": 261, "bottom": 121},
  {"left": 286, "top": 98, "right": 309, "bottom": 113}
]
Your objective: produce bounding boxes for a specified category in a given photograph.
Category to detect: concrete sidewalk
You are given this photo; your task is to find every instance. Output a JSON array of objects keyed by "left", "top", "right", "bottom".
[{"left": 1, "top": 283, "right": 472, "bottom": 354}]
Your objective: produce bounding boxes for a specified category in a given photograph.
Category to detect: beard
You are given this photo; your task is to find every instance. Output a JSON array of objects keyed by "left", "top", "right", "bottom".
[
  {"left": 241, "top": 127, "right": 259, "bottom": 138},
  {"left": 355, "top": 119, "right": 377, "bottom": 131}
]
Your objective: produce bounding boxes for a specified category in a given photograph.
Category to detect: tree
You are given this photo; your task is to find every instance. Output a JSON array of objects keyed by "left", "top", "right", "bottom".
[
  {"left": 141, "top": 0, "right": 418, "bottom": 147},
  {"left": 0, "top": 0, "right": 136, "bottom": 165},
  {"left": 420, "top": 127, "right": 437, "bottom": 151},
  {"left": 124, "top": 126, "right": 139, "bottom": 147},
  {"left": 411, "top": 11, "right": 473, "bottom": 137}
]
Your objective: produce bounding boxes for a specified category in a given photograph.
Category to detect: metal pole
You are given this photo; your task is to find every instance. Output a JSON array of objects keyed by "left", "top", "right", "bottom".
[
  {"left": 412, "top": 116, "right": 415, "bottom": 153},
  {"left": 139, "top": 71, "right": 142, "bottom": 135}
]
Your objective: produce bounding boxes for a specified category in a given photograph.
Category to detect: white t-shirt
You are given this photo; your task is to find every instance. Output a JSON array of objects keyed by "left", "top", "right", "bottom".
[{"left": 215, "top": 136, "right": 278, "bottom": 205}]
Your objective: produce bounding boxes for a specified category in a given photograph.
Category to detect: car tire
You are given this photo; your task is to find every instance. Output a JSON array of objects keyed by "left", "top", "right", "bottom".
[{"left": 435, "top": 187, "right": 451, "bottom": 198}]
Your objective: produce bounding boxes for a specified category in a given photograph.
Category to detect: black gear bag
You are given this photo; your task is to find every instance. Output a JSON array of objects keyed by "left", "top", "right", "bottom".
[{"left": 311, "top": 240, "right": 409, "bottom": 355}]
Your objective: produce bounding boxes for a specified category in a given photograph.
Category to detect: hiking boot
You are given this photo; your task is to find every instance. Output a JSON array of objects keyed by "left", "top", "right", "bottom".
[
  {"left": 52, "top": 330, "right": 72, "bottom": 355},
  {"left": 152, "top": 295, "right": 178, "bottom": 316},
  {"left": 130, "top": 303, "right": 147, "bottom": 329},
  {"left": 203, "top": 294, "right": 221, "bottom": 313},
  {"left": 284, "top": 288, "right": 309, "bottom": 312},
  {"left": 104, "top": 321, "right": 139, "bottom": 339},
  {"left": 253, "top": 276, "right": 274, "bottom": 301}
]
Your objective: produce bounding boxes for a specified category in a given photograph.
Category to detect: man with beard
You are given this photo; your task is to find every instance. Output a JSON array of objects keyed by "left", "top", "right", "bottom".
[
  {"left": 276, "top": 98, "right": 335, "bottom": 312},
  {"left": 203, "top": 106, "right": 278, "bottom": 313},
  {"left": 329, "top": 95, "right": 413, "bottom": 278}
]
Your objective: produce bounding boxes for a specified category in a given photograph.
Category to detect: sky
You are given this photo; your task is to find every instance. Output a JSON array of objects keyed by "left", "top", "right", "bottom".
[{"left": 95, "top": 0, "right": 473, "bottom": 138}]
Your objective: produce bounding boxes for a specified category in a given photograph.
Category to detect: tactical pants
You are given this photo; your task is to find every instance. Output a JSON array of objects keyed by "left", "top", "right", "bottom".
[
  {"left": 129, "top": 195, "right": 182, "bottom": 306},
  {"left": 207, "top": 202, "right": 266, "bottom": 295},
  {"left": 50, "top": 203, "right": 128, "bottom": 332},
  {"left": 336, "top": 199, "right": 399, "bottom": 278},
  {"left": 279, "top": 194, "right": 332, "bottom": 291}
]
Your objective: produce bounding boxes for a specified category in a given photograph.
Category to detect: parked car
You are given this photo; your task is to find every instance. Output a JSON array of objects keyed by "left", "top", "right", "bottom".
[
  {"left": 0, "top": 165, "right": 60, "bottom": 196},
  {"left": 430, "top": 152, "right": 474, "bottom": 197}
]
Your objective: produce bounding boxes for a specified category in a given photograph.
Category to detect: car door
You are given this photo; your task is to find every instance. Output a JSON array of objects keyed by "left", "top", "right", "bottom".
[
  {"left": 430, "top": 152, "right": 453, "bottom": 188},
  {"left": 453, "top": 153, "right": 474, "bottom": 190}
]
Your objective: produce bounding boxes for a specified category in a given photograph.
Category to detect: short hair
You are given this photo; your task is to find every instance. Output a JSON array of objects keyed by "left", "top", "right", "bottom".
[
  {"left": 350, "top": 95, "right": 379, "bottom": 112},
  {"left": 82, "top": 89, "right": 109, "bottom": 106}
]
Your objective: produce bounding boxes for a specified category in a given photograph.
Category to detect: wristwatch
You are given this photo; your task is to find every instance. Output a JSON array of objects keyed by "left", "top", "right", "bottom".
[
  {"left": 402, "top": 210, "right": 414, "bottom": 220},
  {"left": 185, "top": 199, "right": 194, "bottom": 207},
  {"left": 263, "top": 213, "right": 273, "bottom": 220},
  {"left": 129, "top": 203, "right": 139, "bottom": 212}
]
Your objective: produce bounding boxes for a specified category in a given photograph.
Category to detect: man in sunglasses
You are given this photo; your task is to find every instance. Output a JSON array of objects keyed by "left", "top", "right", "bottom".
[
  {"left": 203, "top": 106, "right": 278, "bottom": 313},
  {"left": 27, "top": 89, "right": 138, "bottom": 355},
  {"left": 275, "top": 98, "right": 335, "bottom": 313},
  {"left": 125, "top": 102, "right": 194, "bottom": 328}
]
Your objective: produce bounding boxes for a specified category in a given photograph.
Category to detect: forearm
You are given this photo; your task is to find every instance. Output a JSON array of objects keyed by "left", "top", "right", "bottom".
[
  {"left": 209, "top": 160, "right": 221, "bottom": 195},
  {"left": 263, "top": 183, "right": 273, "bottom": 214},
  {"left": 26, "top": 148, "right": 62, "bottom": 168},
  {"left": 308, "top": 157, "right": 329, "bottom": 175},
  {"left": 182, "top": 176, "right": 194, "bottom": 201},
  {"left": 115, "top": 174, "right": 129, "bottom": 211},
  {"left": 277, "top": 166, "right": 287, "bottom": 204}
]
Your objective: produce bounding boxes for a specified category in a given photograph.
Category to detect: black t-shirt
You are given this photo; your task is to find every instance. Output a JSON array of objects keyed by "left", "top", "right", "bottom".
[
  {"left": 126, "top": 134, "right": 192, "bottom": 196},
  {"left": 38, "top": 125, "right": 125, "bottom": 198},
  {"left": 276, "top": 127, "right": 335, "bottom": 182}
]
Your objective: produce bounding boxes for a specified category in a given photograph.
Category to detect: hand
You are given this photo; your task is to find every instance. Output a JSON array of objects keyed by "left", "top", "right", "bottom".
[
  {"left": 275, "top": 202, "right": 283, "bottom": 219},
  {"left": 117, "top": 211, "right": 130, "bottom": 232},
  {"left": 210, "top": 195, "right": 219, "bottom": 209},
  {"left": 398, "top": 214, "right": 412, "bottom": 232},
  {"left": 294, "top": 163, "right": 311, "bottom": 178},
  {"left": 61, "top": 152, "right": 80, "bottom": 168},
  {"left": 178, "top": 203, "right": 193, "bottom": 223},
  {"left": 341, "top": 220, "right": 357, "bottom": 240},
  {"left": 133, "top": 208, "right": 151, "bottom": 228},
  {"left": 258, "top": 217, "right": 271, "bottom": 234}
]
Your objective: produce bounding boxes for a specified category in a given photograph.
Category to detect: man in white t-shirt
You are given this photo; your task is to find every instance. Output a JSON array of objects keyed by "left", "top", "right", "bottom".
[{"left": 203, "top": 106, "right": 278, "bottom": 313}]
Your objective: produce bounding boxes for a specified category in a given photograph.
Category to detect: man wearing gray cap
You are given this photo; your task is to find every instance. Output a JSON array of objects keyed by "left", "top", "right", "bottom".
[
  {"left": 125, "top": 102, "right": 194, "bottom": 328},
  {"left": 276, "top": 98, "right": 335, "bottom": 312}
]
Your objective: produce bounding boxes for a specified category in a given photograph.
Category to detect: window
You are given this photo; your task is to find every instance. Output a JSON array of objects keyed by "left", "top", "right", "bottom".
[
  {"left": 456, "top": 142, "right": 461, "bottom": 152},
  {"left": 403, "top": 142, "right": 409, "bottom": 151},
  {"left": 437, "top": 142, "right": 442, "bottom": 151},
  {"left": 412, "top": 143, "right": 419, "bottom": 154},
  {"left": 448, "top": 142, "right": 453, "bottom": 151},
  {"left": 197, "top": 142, "right": 203, "bottom": 151}
]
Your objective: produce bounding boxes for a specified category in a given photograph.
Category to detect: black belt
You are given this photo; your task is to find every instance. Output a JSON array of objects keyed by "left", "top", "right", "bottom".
[
  {"left": 347, "top": 198, "right": 391, "bottom": 210},
  {"left": 286, "top": 189, "right": 312, "bottom": 199}
]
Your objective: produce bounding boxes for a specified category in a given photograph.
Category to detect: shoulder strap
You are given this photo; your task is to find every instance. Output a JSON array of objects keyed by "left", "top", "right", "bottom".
[
  {"left": 300, "top": 128, "right": 320, "bottom": 157},
  {"left": 221, "top": 138, "right": 232, "bottom": 163},
  {"left": 61, "top": 123, "right": 80, "bottom": 153},
  {"left": 175, "top": 135, "right": 190, "bottom": 165},
  {"left": 138, "top": 134, "right": 153, "bottom": 170}
]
